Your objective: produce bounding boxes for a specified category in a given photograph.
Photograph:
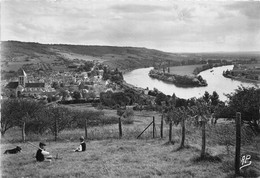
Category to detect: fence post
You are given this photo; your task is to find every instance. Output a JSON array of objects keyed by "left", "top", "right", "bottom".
[
  {"left": 55, "top": 117, "right": 58, "bottom": 142},
  {"left": 161, "top": 115, "right": 163, "bottom": 138},
  {"left": 153, "top": 116, "right": 155, "bottom": 138},
  {"left": 119, "top": 117, "right": 122, "bottom": 138},
  {"left": 235, "top": 112, "right": 241, "bottom": 176},
  {"left": 201, "top": 120, "right": 206, "bottom": 158},
  {"left": 85, "top": 119, "right": 88, "bottom": 140},
  {"left": 22, "top": 121, "right": 26, "bottom": 142},
  {"left": 169, "top": 120, "right": 172, "bottom": 142},
  {"left": 180, "top": 118, "right": 185, "bottom": 148}
]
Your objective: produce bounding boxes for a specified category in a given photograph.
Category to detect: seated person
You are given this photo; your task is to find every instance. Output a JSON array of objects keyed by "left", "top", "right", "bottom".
[
  {"left": 74, "top": 136, "right": 86, "bottom": 152},
  {"left": 36, "top": 142, "right": 53, "bottom": 162}
]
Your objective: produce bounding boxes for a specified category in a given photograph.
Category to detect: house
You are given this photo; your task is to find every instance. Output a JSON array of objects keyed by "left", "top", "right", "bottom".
[{"left": 5, "top": 68, "right": 46, "bottom": 97}]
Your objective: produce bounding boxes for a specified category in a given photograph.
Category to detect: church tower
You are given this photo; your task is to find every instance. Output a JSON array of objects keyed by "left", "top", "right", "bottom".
[{"left": 17, "top": 68, "right": 27, "bottom": 86}]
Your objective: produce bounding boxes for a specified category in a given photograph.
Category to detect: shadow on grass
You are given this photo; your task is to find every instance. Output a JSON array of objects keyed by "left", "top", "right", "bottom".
[
  {"left": 191, "top": 153, "right": 222, "bottom": 163},
  {"left": 174, "top": 145, "right": 192, "bottom": 152},
  {"left": 163, "top": 141, "right": 175, "bottom": 146},
  {"left": 222, "top": 160, "right": 260, "bottom": 178},
  {"left": 225, "top": 169, "right": 260, "bottom": 178}
]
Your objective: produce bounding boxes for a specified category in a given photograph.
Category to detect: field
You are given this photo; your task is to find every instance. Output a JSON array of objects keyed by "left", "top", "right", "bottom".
[
  {"left": 167, "top": 65, "right": 203, "bottom": 76},
  {"left": 1, "top": 108, "right": 260, "bottom": 178}
]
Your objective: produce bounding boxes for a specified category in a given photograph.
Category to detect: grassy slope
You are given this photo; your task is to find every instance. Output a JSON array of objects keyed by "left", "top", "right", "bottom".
[
  {"left": 1, "top": 107, "right": 260, "bottom": 178},
  {"left": 1, "top": 139, "right": 225, "bottom": 178},
  {"left": 2, "top": 41, "right": 260, "bottom": 74},
  {"left": 1, "top": 41, "right": 181, "bottom": 72}
]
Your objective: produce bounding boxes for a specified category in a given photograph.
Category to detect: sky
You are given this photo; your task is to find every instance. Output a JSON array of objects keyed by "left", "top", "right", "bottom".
[{"left": 1, "top": 0, "right": 260, "bottom": 52}]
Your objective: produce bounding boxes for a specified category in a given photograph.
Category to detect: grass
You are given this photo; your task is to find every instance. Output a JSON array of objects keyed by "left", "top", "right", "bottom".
[
  {"left": 1, "top": 139, "right": 227, "bottom": 178},
  {"left": 1, "top": 109, "right": 260, "bottom": 177}
]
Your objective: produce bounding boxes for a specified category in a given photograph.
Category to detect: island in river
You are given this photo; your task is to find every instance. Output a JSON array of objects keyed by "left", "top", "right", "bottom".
[{"left": 148, "top": 69, "right": 207, "bottom": 87}]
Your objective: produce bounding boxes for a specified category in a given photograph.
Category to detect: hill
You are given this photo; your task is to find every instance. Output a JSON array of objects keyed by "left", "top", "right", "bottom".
[
  {"left": 1, "top": 41, "right": 260, "bottom": 75},
  {"left": 1, "top": 41, "right": 181, "bottom": 73}
]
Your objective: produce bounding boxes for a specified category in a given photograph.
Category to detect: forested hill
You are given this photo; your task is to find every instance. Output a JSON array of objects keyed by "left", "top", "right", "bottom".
[{"left": 1, "top": 41, "right": 260, "bottom": 73}]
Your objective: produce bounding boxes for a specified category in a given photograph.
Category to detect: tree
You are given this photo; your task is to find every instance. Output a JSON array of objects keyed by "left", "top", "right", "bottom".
[
  {"left": 210, "top": 91, "right": 219, "bottom": 106},
  {"left": 164, "top": 106, "right": 180, "bottom": 144},
  {"left": 1, "top": 98, "right": 44, "bottom": 141},
  {"left": 17, "top": 99, "right": 44, "bottom": 142},
  {"left": 72, "top": 90, "right": 81, "bottom": 101},
  {"left": 226, "top": 86, "right": 260, "bottom": 132},
  {"left": 189, "top": 100, "right": 211, "bottom": 158},
  {"left": 203, "top": 91, "right": 210, "bottom": 103},
  {"left": 1, "top": 99, "right": 18, "bottom": 136},
  {"left": 39, "top": 105, "right": 73, "bottom": 137},
  {"left": 155, "top": 92, "right": 168, "bottom": 105},
  {"left": 177, "top": 107, "right": 188, "bottom": 149}
]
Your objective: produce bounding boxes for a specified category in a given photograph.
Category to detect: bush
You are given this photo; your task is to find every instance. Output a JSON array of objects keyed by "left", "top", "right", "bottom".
[{"left": 121, "top": 108, "right": 134, "bottom": 125}]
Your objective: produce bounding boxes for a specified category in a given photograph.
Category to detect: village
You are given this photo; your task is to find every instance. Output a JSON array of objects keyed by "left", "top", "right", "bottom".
[
  {"left": 1, "top": 59, "right": 159, "bottom": 110},
  {"left": 2, "top": 60, "right": 118, "bottom": 100}
]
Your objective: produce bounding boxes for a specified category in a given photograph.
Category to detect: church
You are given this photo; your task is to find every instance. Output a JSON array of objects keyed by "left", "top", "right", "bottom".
[{"left": 5, "top": 68, "right": 46, "bottom": 97}]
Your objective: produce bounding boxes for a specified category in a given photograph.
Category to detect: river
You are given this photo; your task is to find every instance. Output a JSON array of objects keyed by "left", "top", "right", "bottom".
[{"left": 123, "top": 65, "right": 260, "bottom": 101}]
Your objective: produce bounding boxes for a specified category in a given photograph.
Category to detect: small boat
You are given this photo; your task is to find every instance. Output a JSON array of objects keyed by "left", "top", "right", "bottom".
[{"left": 210, "top": 70, "right": 214, "bottom": 72}]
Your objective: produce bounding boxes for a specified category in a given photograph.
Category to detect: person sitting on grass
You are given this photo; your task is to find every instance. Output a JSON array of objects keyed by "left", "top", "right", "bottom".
[
  {"left": 74, "top": 136, "right": 86, "bottom": 152},
  {"left": 36, "top": 142, "right": 53, "bottom": 162}
]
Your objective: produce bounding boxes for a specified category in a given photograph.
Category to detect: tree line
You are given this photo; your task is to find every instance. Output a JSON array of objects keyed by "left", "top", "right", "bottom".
[{"left": 0, "top": 99, "right": 118, "bottom": 140}]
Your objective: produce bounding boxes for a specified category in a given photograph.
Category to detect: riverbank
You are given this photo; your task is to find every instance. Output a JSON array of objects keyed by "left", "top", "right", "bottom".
[
  {"left": 223, "top": 74, "right": 260, "bottom": 84},
  {"left": 148, "top": 69, "right": 207, "bottom": 87},
  {"left": 123, "top": 65, "right": 260, "bottom": 100},
  {"left": 193, "top": 62, "right": 233, "bottom": 75}
]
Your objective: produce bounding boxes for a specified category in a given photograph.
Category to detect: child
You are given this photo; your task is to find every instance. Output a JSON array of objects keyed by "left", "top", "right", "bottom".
[
  {"left": 36, "top": 142, "right": 53, "bottom": 162},
  {"left": 74, "top": 136, "right": 86, "bottom": 152}
]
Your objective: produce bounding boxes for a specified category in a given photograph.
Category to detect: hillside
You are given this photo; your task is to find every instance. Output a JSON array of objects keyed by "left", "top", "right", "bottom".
[
  {"left": 1, "top": 107, "right": 260, "bottom": 177},
  {"left": 1, "top": 41, "right": 260, "bottom": 75},
  {"left": 1, "top": 41, "right": 181, "bottom": 73}
]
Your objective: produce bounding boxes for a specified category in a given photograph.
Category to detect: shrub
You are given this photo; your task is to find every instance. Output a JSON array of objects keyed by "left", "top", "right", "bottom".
[{"left": 121, "top": 108, "right": 134, "bottom": 125}]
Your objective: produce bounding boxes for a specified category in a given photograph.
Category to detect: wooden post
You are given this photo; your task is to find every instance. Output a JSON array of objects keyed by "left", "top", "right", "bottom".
[
  {"left": 119, "top": 117, "right": 122, "bottom": 138},
  {"left": 235, "top": 112, "right": 241, "bottom": 176},
  {"left": 201, "top": 120, "right": 206, "bottom": 158},
  {"left": 169, "top": 120, "right": 172, "bottom": 142},
  {"left": 153, "top": 116, "right": 155, "bottom": 138},
  {"left": 22, "top": 121, "right": 26, "bottom": 142},
  {"left": 161, "top": 115, "right": 163, "bottom": 138},
  {"left": 55, "top": 117, "right": 58, "bottom": 142},
  {"left": 180, "top": 118, "right": 185, "bottom": 148},
  {"left": 85, "top": 119, "right": 88, "bottom": 140}
]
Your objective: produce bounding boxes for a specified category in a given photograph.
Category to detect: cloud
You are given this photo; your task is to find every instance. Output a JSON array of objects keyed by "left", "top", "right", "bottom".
[
  {"left": 225, "top": 1, "right": 260, "bottom": 19},
  {"left": 1, "top": 0, "right": 260, "bottom": 52},
  {"left": 111, "top": 4, "right": 172, "bottom": 14}
]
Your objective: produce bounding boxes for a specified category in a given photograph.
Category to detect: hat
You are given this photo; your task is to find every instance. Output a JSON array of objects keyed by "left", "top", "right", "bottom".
[
  {"left": 39, "top": 142, "right": 46, "bottom": 147},
  {"left": 80, "top": 136, "right": 84, "bottom": 141}
]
